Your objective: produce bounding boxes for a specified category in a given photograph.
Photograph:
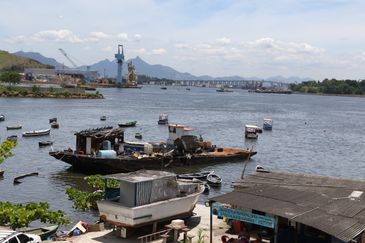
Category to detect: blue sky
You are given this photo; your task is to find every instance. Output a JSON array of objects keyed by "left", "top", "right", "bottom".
[{"left": 1, "top": 0, "right": 365, "bottom": 79}]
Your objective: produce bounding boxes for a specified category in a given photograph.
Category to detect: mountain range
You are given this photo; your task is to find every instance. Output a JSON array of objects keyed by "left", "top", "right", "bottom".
[{"left": 13, "top": 51, "right": 311, "bottom": 82}]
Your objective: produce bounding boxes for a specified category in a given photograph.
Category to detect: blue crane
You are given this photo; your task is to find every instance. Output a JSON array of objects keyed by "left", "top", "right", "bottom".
[{"left": 115, "top": 44, "right": 125, "bottom": 84}]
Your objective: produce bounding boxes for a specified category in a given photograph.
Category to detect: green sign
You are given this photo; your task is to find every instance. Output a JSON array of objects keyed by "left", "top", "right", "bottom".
[{"left": 217, "top": 207, "right": 276, "bottom": 229}]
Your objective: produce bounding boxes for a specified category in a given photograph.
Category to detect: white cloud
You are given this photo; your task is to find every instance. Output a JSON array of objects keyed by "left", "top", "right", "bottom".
[
  {"left": 7, "top": 35, "right": 27, "bottom": 44},
  {"left": 133, "top": 34, "right": 142, "bottom": 42},
  {"left": 117, "top": 33, "right": 129, "bottom": 41},
  {"left": 174, "top": 43, "right": 189, "bottom": 49},
  {"left": 136, "top": 48, "right": 147, "bottom": 54},
  {"left": 85, "top": 31, "right": 110, "bottom": 42},
  {"left": 216, "top": 37, "right": 231, "bottom": 45},
  {"left": 150, "top": 48, "right": 166, "bottom": 55},
  {"left": 32, "top": 29, "right": 83, "bottom": 43},
  {"left": 101, "top": 46, "right": 112, "bottom": 52}
]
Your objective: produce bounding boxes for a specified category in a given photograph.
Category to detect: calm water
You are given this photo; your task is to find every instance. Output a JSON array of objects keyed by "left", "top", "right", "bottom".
[{"left": 0, "top": 85, "right": 364, "bottom": 225}]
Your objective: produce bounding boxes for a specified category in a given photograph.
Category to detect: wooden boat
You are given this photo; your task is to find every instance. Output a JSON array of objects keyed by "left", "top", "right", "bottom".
[
  {"left": 6, "top": 125, "right": 22, "bottom": 130},
  {"left": 134, "top": 132, "right": 142, "bottom": 139},
  {"left": 51, "top": 122, "right": 59, "bottom": 129},
  {"left": 160, "top": 87, "right": 167, "bottom": 90},
  {"left": 206, "top": 173, "right": 222, "bottom": 186},
  {"left": 49, "top": 126, "right": 257, "bottom": 174},
  {"left": 118, "top": 121, "right": 137, "bottom": 127},
  {"left": 100, "top": 116, "right": 107, "bottom": 121},
  {"left": 7, "top": 135, "right": 18, "bottom": 141},
  {"left": 23, "top": 225, "right": 59, "bottom": 240},
  {"left": 97, "top": 170, "right": 204, "bottom": 232},
  {"left": 39, "top": 141, "right": 53, "bottom": 147},
  {"left": 158, "top": 114, "right": 168, "bottom": 125},
  {"left": 13, "top": 172, "right": 39, "bottom": 184},
  {"left": 177, "top": 171, "right": 212, "bottom": 180},
  {"left": 0, "top": 114, "right": 5, "bottom": 121},
  {"left": 22, "top": 129, "right": 51, "bottom": 137},
  {"left": 49, "top": 117, "right": 57, "bottom": 123}
]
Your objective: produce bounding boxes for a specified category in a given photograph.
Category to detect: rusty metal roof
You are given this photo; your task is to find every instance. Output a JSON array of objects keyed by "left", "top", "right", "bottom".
[{"left": 211, "top": 170, "right": 365, "bottom": 242}]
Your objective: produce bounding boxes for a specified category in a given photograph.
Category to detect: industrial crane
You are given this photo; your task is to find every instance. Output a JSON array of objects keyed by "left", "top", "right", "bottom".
[{"left": 58, "top": 48, "right": 78, "bottom": 69}]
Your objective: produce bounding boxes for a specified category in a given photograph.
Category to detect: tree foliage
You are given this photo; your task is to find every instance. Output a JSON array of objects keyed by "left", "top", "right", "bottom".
[
  {"left": 66, "top": 175, "right": 119, "bottom": 211},
  {"left": 0, "top": 139, "right": 16, "bottom": 164},
  {"left": 0, "top": 202, "right": 70, "bottom": 230},
  {"left": 0, "top": 72, "right": 21, "bottom": 85},
  {"left": 290, "top": 79, "right": 365, "bottom": 95}
]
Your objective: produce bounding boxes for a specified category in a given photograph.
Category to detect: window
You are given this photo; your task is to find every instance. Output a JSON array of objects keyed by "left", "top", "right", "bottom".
[
  {"left": 17, "top": 234, "right": 30, "bottom": 243},
  {"left": 8, "top": 236, "right": 19, "bottom": 243}
]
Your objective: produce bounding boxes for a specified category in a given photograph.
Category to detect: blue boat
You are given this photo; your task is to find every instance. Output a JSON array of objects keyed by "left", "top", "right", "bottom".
[{"left": 263, "top": 118, "right": 273, "bottom": 130}]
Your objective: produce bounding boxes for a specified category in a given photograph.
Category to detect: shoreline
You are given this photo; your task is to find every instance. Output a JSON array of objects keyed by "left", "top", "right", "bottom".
[{"left": 292, "top": 91, "right": 365, "bottom": 98}]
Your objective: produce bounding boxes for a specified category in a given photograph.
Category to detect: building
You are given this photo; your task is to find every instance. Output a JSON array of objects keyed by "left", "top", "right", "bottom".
[
  {"left": 24, "top": 68, "right": 98, "bottom": 82},
  {"left": 209, "top": 168, "right": 365, "bottom": 243}
]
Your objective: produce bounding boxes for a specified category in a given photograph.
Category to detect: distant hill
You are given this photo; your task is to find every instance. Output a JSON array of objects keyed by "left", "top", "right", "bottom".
[
  {"left": 0, "top": 50, "right": 53, "bottom": 72},
  {"left": 14, "top": 51, "right": 63, "bottom": 69}
]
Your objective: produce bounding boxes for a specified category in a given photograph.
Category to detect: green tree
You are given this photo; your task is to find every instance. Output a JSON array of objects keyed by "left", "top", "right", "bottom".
[
  {"left": 0, "top": 139, "right": 16, "bottom": 165},
  {"left": 0, "top": 72, "right": 21, "bottom": 85}
]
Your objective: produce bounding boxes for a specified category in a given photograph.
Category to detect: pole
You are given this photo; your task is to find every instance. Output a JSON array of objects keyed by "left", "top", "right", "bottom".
[{"left": 210, "top": 202, "right": 213, "bottom": 243}]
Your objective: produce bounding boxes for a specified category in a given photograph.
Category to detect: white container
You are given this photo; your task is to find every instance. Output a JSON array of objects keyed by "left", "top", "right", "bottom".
[{"left": 144, "top": 143, "right": 153, "bottom": 155}]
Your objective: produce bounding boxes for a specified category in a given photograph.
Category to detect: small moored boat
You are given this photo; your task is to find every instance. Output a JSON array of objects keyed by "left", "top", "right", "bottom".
[
  {"left": 7, "top": 135, "right": 18, "bottom": 141},
  {"left": 13, "top": 172, "right": 39, "bottom": 184},
  {"left": 160, "top": 87, "right": 167, "bottom": 90},
  {"left": 0, "top": 114, "right": 5, "bottom": 121},
  {"left": 51, "top": 122, "right": 59, "bottom": 129},
  {"left": 100, "top": 116, "right": 107, "bottom": 121},
  {"left": 23, "top": 224, "right": 59, "bottom": 240},
  {"left": 118, "top": 121, "right": 137, "bottom": 127},
  {"left": 6, "top": 125, "right": 22, "bottom": 130},
  {"left": 263, "top": 118, "right": 273, "bottom": 130},
  {"left": 206, "top": 173, "right": 222, "bottom": 186},
  {"left": 49, "top": 118, "right": 57, "bottom": 123},
  {"left": 22, "top": 129, "right": 51, "bottom": 137},
  {"left": 158, "top": 114, "right": 169, "bottom": 125},
  {"left": 134, "top": 132, "right": 142, "bottom": 139},
  {"left": 39, "top": 141, "right": 53, "bottom": 147},
  {"left": 245, "top": 125, "right": 258, "bottom": 139}
]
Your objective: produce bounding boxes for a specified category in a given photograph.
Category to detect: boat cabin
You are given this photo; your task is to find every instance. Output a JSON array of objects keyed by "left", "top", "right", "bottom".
[
  {"left": 75, "top": 127, "right": 124, "bottom": 155},
  {"left": 97, "top": 170, "right": 204, "bottom": 234},
  {"left": 245, "top": 125, "right": 258, "bottom": 139},
  {"left": 167, "top": 124, "right": 193, "bottom": 145},
  {"left": 158, "top": 114, "right": 169, "bottom": 125}
]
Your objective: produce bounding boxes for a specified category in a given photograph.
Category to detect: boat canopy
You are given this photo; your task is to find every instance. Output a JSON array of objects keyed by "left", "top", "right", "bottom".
[{"left": 101, "top": 170, "right": 175, "bottom": 183}]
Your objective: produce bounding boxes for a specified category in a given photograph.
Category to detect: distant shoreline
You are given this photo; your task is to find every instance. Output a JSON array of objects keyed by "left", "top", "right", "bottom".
[{"left": 292, "top": 91, "right": 365, "bottom": 98}]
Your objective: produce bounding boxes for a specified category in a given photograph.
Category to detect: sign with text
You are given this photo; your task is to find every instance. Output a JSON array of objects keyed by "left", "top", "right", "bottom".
[{"left": 217, "top": 207, "right": 276, "bottom": 229}]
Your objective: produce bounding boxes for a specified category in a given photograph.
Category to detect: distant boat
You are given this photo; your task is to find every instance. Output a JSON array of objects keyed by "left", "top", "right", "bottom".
[
  {"left": 161, "top": 87, "right": 167, "bottom": 90},
  {"left": 100, "top": 116, "right": 107, "bottom": 121},
  {"left": 84, "top": 87, "right": 96, "bottom": 91},
  {"left": 245, "top": 125, "right": 258, "bottom": 139},
  {"left": 13, "top": 172, "right": 39, "bottom": 184},
  {"left": 6, "top": 125, "right": 22, "bottom": 130},
  {"left": 22, "top": 129, "right": 51, "bottom": 137},
  {"left": 135, "top": 132, "right": 142, "bottom": 139},
  {"left": 186, "top": 88, "right": 191, "bottom": 91},
  {"left": 216, "top": 87, "right": 233, "bottom": 92},
  {"left": 51, "top": 122, "right": 59, "bottom": 129},
  {"left": 263, "top": 118, "right": 273, "bottom": 130},
  {"left": 206, "top": 173, "right": 222, "bottom": 186},
  {"left": 39, "top": 141, "right": 53, "bottom": 147},
  {"left": 158, "top": 114, "right": 168, "bottom": 125},
  {"left": 118, "top": 121, "right": 137, "bottom": 127},
  {"left": 7, "top": 135, "right": 18, "bottom": 141},
  {"left": 23, "top": 225, "right": 59, "bottom": 240},
  {"left": 0, "top": 114, "right": 5, "bottom": 121}
]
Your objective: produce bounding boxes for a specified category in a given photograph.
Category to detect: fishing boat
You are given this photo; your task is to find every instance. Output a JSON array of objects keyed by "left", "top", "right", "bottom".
[
  {"left": 51, "top": 122, "right": 59, "bottom": 129},
  {"left": 158, "top": 114, "right": 168, "bottom": 125},
  {"left": 13, "top": 172, "right": 39, "bottom": 184},
  {"left": 177, "top": 171, "right": 212, "bottom": 180},
  {"left": 22, "top": 129, "right": 51, "bottom": 137},
  {"left": 39, "top": 141, "right": 53, "bottom": 147},
  {"left": 0, "top": 114, "right": 5, "bottom": 121},
  {"left": 23, "top": 225, "right": 59, "bottom": 240},
  {"left": 97, "top": 170, "right": 204, "bottom": 234},
  {"left": 160, "top": 87, "right": 167, "bottom": 90},
  {"left": 118, "top": 121, "right": 137, "bottom": 127},
  {"left": 134, "top": 132, "right": 142, "bottom": 139},
  {"left": 206, "top": 173, "right": 222, "bottom": 186},
  {"left": 7, "top": 135, "right": 18, "bottom": 141},
  {"left": 6, "top": 125, "right": 22, "bottom": 130},
  {"left": 49, "top": 126, "right": 257, "bottom": 174},
  {"left": 100, "top": 116, "right": 107, "bottom": 121},
  {"left": 263, "top": 118, "right": 273, "bottom": 130},
  {"left": 186, "top": 88, "right": 191, "bottom": 91},
  {"left": 245, "top": 125, "right": 258, "bottom": 139}
]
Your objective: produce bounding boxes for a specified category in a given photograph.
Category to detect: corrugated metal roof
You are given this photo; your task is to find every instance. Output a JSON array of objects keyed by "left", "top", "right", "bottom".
[{"left": 211, "top": 170, "right": 365, "bottom": 242}]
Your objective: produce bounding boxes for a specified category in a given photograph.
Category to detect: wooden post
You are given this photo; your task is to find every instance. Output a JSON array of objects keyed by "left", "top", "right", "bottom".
[{"left": 210, "top": 202, "right": 213, "bottom": 243}]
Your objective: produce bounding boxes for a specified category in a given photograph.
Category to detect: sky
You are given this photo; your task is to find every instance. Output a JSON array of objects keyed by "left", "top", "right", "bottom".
[{"left": 1, "top": 0, "right": 365, "bottom": 79}]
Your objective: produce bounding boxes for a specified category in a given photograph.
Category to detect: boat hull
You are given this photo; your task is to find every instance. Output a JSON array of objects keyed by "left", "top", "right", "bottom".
[
  {"left": 49, "top": 148, "right": 257, "bottom": 174},
  {"left": 22, "top": 129, "right": 51, "bottom": 137},
  {"left": 97, "top": 185, "right": 203, "bottom": 228}
]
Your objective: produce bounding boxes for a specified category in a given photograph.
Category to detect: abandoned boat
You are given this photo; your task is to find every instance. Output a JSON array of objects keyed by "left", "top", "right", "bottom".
[
  {"left": 49, "top": 125, "right": 257, "bottom": 174},
  {"left": 97, "top": 170, "right": 204, "bottom": 233},
  {"left": 22, "top": 129, "right": 51, "bottom": 137},
  {"left": 23, "top": 225, "right": 59, "bottom": 240}
]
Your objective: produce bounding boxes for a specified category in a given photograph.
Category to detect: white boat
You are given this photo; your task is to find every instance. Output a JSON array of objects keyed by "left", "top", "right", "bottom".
[
  {"left": 158, "top": 113, "right": 168, "bottom": 124},
  {"left": 263, "top": 118, "right": 273, "bottom": 130},
  {"left": 22, "top": 128, "right": 51, "bottom": 137},
  {"left": 6, "top": 125, "right": 22, "bottom": 130},
  {"left": 97, "top": 170, "right": 204, "bottom": 233},
  {"left": 245, "top": 125, "right": 258, "bottom": 139}
]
